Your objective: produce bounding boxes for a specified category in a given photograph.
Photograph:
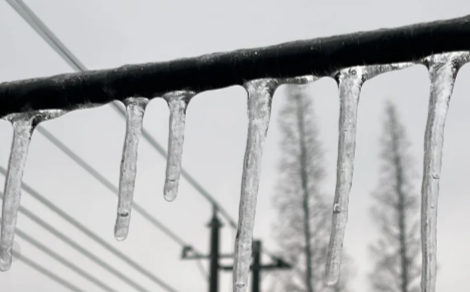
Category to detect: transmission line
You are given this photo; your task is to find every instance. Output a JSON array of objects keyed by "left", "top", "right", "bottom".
[
  {"left": 0, "top": 216, "right": 117, "bottom": 292},
  {"left": 19, "top": 256, "right": 86, "bottom": 292},
  {"left": 0, "top": 191, "right": 165, "bottom": 292},
  {"left": 16, "top": 229, "right": 119, "bottom": 292},
  {"left": 0, "top": 166, "right": 179, "bottom": 292}
]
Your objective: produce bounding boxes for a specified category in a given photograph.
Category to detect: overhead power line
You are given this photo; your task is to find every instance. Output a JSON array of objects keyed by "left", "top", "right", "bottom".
[
  {"left": 0, "top": 190, "right": 161, "bottom": 292},
  {"left": 15, "top": 229, "right": 119, "bottom": 292},
  {"left": 19, "top": 256, "right": 87, "bottom": 292},
  {"left": 0, "top": 215, "right": 117, "bottom": 292},
  {"left": 0, "top": 165, "right": 180, "bottom": 292},
  {"left": 1, "top": 8, "right": 470, "bottom": 116}
]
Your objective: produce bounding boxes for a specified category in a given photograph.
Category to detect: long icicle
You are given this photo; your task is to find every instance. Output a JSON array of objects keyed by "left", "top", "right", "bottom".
[
  {"left": 163, "top": 91, "right": 194, "bottom": 202},
  {"left": 324, "top": 67, "right": 363, "bottom": 286},
  {"left": 115, "top": 97, "right": 149, "bottom": 241},
  {"left": 0, "top": 110, "right": 64, "bottom": 271},
  {"left": 420, "top": 52, "right": 469, "bottom": 292},
  {"left": 233, "top": 79, "right": 278, "bottom": 292},
  {"left": 325, "top": 63, "right": 412, "bottom": 285}
]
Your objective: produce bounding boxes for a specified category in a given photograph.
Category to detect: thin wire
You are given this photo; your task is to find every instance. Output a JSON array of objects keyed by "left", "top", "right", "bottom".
[
  {"left": 0, "top": 165, "right": 180, "bottom": 292},
  {"left": 195, "top": 260, "right": 208, "bottom": 282},
  {"left": 5, "top": 0, "right": 85, "bottom": 71},
  {"left": 0, "top": 191, "right": 155, "bottom": 292},
  {"left": 15, "top": 229, "right": 119, "bottom": 292},
  {"left": 19, "top": 256, "right": 87, "bottom": 292},
  {"left": 0, "top": 215, "right": 117, "bottom": 292}
]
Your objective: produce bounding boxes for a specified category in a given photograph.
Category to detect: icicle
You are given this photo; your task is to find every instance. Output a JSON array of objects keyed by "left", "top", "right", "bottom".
[
  {"left": 420, "top": 52, "right": 469, "bottom": 292},
  {"left": 115, "top": 97, "right": 148, "bottom": 241},
  {"left": 325, "top": 62, "right": 412, "bottom": 285},
  {"left": 0, "top": 110, "right": 64, "bottom": 272},
  {"left": 233, "top": 79, "right": 278, "bottom": 292},
  {"left": 163, "top": 91, "right": 194, "bottom": 202}
]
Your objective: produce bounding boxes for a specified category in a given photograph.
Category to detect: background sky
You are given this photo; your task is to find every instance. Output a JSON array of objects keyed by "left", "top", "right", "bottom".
[{"left": 1, "top": 1, "right": 470, "bottom": 291}]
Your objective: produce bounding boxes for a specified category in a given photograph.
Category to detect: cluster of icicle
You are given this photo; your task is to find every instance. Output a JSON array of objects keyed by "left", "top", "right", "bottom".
[{"left": 1, "top": 52, "right": 469, "bottom": 292}]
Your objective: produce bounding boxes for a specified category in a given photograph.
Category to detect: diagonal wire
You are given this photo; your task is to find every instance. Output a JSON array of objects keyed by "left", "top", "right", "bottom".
[
  {"left": 15, "top": 229, "right": 119, "bottom": 292},
  {"left": 0, "top": 165, "right": 179, "bottom": 292},
  {"left": 195, "top": 259, "right": 208, "bottom": 282},
  {"left": 19, "top": 256, "right": 86, "bottom": 292},
  {"left": 0, "top": 216, "right": 117, "bottom": 292},
  {"left": 0, "top": 190, "right": 154, "bottom": 292}
]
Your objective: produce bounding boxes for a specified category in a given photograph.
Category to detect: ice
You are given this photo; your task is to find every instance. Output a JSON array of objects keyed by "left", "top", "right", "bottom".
[
  {"left": 325, "top": 63, "right": 412, "bottom": 285},
  {"left": 280, "top": 75, "right": 318, "bottom": 85},
  {"left": 115, "top": 97, "right": 149, "bottom": 241},
  {"left": 420, "top": 52, "right": 470, "bottom": 292},
  {"left": 0, "top": 110, "right": 64, "bottom": 271},
  {"left": 233, "top": 79, "right": 279, "bottom": 292},
  {"left": 163, "top": 91, "right": 194, "bottom": 202}
]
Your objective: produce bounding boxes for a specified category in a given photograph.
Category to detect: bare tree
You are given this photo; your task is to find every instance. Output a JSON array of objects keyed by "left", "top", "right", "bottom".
[
  {"left": 368, "top": 101, "right": 421, "bottom": 292},
  {"left": 270, "top": 85, "right": 353, "bottom": 292}
]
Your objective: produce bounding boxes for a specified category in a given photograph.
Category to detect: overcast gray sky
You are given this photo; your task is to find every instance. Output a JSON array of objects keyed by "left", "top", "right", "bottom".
[{"left": 1, "top": 0, "right": 470, "bottom": 291}]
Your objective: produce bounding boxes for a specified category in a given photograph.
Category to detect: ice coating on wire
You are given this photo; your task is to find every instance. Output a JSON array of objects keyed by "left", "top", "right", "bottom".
[
  {"left": 115, "top": 97, "right": 148, "bottom": 241},
  {"left": 325, "top": 63, "right": 412, "bottom": 285},
  {"left": 0, "top": 110, "right": 64, "bottom": 271},
  {"left": 163, "top": 91, "right": 194, "bottom": 202},
  {"left": 280, "top": 75, "right": 318, "bottom": 85},
  {"left": 233, "top": 79, "right": 278, "bottom": 292},
  {"left": 420, "top": 52, "right": 469, "bottom": 292}
]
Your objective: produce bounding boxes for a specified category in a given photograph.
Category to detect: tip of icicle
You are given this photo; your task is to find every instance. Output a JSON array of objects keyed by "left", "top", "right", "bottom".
[
  {"left": 324, "top": 273, "right": 339, "bottom": 286},
  {"left": 163, "top": 188, "right": 177, "bottom": 202},
  {"left": 114, "top": 218, "right": 129, "bottom": 242},
  {"left": 0, "top": 258, "right": 12, "bottom": 272},
  {"left": 114, "top": 233, "right": 128, "bottom": 242}
]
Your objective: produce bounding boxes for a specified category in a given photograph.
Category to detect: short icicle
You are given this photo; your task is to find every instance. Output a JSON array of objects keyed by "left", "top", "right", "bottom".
[
  {"left": 115, "top": 97, "right": 149, "bottom": 241},
  {"left": 163, "top": 91, "right": 194, "bottom": 202},
  {"left": 233, "top": 79, "right": 278, "bottom": 292},
  {"left": 0, "top": 110, "right": 64, "bottom": 271},
  {"left": 325, "top": 63, "right": 412, "bottom": 286},
  {"left": 420, "top": 52, "right": 469, "bottom": 292}
]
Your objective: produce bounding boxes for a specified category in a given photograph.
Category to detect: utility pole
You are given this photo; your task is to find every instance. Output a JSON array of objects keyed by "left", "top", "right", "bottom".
[
  {"left": 208, "top": 207, "right": 222, "bottom": 292},
  {"left": 220, "top": 240, "right": 291, "bottom": 292},
  {"left": 182, "top": 207, "right": 229, "bottom": 292},
  {"left": 182, "top": 208, "right": 290, "bottom": 292},
  {"left": 252, "top": 241, "right": 261, "bottom": 292}
]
